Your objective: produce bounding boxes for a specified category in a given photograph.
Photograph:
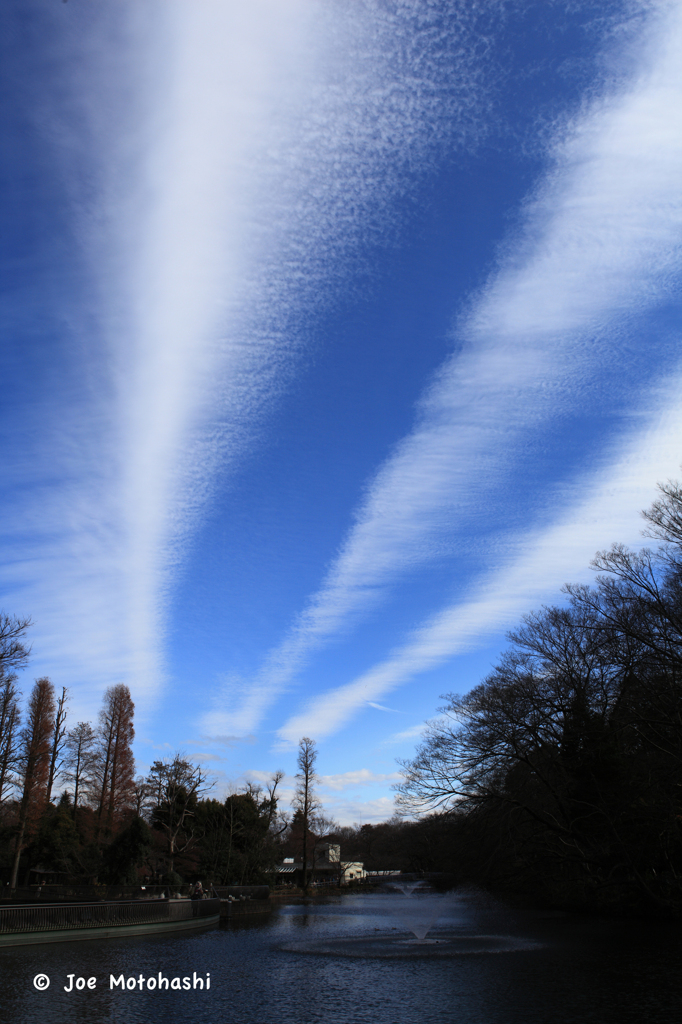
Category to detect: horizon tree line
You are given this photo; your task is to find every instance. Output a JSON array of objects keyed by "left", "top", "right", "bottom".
[
  {"left": 0, "top": 619, "right": 293, "bottom": 887},
  {"left": 5, "top": 478, "right": 681, "bottom": 911},
  {"left": 394, "top": 478, "right": 682, "bottom": 914},
  {"left": 0, "top": 637, "right": 137, "bottom": 887}
]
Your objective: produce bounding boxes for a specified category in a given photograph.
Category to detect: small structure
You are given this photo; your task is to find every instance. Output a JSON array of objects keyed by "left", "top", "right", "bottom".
[
  {"left": 28, "top": 866, "right": 67, "bottom": 886},
  {"left": 275, "top": 843, "right": 366, "bottom": 887},
  {"left": 339, "top": 861, "right": 365, "bottom": 883}
]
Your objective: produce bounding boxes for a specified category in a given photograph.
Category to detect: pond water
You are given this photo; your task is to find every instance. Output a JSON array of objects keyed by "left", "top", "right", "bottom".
[{"left": 1, "top": 889, "right": 681, "bottom": 1024}]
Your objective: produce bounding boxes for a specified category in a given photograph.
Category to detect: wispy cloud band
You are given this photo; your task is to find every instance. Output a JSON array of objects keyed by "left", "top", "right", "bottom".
[
  {"left": 220, "top": 0, "right": 682, "bottom": 738},
  {"left": 278, "top": 376, "right": 682, "bottom": 742},
  {"left": 0, "top": 0, "right": 501, "bottom": 721}
]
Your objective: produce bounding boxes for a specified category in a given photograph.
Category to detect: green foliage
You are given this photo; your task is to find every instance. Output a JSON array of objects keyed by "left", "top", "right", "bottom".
[
  {"left": 102, "top": 815, "right": 152, "bottom": 884},
  {"left": 193, "top": 792, "right": 281, "bottom": 885},
  {"left": 147, "top": 753, "right": 211, "bottom": 874},
  {"left": 31, "top": 792, "right": 81, "bottom": 878},
  {"left": 0, "top": 820, "right": 17, "bottom": 879}
]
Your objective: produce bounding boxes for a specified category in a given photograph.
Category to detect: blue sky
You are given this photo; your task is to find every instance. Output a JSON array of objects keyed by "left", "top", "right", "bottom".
[{"left": 2, "top": 0, "right": 682, "bottom": 824}]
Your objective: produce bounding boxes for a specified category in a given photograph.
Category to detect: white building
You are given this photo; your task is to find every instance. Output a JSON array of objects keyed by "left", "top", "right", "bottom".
[{"left": 275, "top": 843, "right": 366, "bottom": 886}]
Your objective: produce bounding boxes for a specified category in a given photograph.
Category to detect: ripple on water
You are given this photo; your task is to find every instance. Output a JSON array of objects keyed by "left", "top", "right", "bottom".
[{"left": 281, "top": 932, "right": 543, "bottom": 958}]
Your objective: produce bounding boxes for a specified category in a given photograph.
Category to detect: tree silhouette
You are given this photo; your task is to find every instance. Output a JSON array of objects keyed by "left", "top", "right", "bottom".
[
  {"left": 10, "top": 677, "right": 55, "bottom": 887},
  {"left": 294, "top": 737, "right": 319, "bottom": 890},
  {"left": 93, "top": 684, "right": 135, "bottom": 836}
]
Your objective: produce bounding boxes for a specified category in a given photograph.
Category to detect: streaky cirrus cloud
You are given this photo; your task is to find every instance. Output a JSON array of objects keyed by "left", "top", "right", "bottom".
[
  {"left": 0, "top": 0, "right": 502, "bottom": 722},
  {"left": 318, "top": 770, "right": 402, "bottom": 792},
  {"left": 239, "top": 769, "right": 401, "bottom": 824},
  {"left": 276, "top": 371, "right": 682, "bottom": 743},
  {"left": 382, "top": 725, "right": 430, "bottom": 746},
  {"left": 323, "top": 797, "right": 397, "bottom": 825},
  {"left": 213, "top": 0, "right": 682, "bottom": 738}
]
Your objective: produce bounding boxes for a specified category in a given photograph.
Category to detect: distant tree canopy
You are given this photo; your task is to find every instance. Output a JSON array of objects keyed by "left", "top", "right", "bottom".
[
  {"left": 103, "top": 815, "right": 153, "bottom": 885},
  {"left": 147, "top": 753, "right": 212, "bottom": 876},
  {"left": 10, "top": 676, "right": 55, "bottom": 887},
  {"left": 94, "top": 684, "right": 135, "bottom": 835},
  {"left": 192, "top": 789, "right": 282, "bottom": 885},
  {"left": 294, "top": 737, "right": 319, "bottom": 889},
  {"left": 395, "top": 480, "right": 682, "bottom": 914},
  {"left": 0, "top": 670, "right": 21, "bottom": 805},
  {"left": 6, "top": 483, "right": 682, "bottom": 913},
  {"left": 0, "top": 652, "right": 287, "bottom": 888},
  {"left": 0, "top": 616, "right": 290, "bottom": 889}
]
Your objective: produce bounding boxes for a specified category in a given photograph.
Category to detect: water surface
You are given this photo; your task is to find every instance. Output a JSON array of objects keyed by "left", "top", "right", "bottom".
[{"left": 1, "top": 890, "right": 680, "bottom": 1024}]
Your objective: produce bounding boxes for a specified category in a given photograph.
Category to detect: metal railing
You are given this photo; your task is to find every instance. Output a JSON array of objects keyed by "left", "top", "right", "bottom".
[
  {"left": 1, "top": 883, "right": 270, "bottom": 904},
  {"left": 1, "top": 884, "right": 190, "bottom": 904},
  {"left": 0, "top": 897, "right": 220, "bottom": 935}
]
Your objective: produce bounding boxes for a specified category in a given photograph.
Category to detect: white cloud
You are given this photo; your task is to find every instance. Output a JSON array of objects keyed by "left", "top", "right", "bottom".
[
  {"left": 322, "top": 796, "right": 397, "bottom": 827},
  {"left": 277, "top": 376, "right": 682, "bottom": 742},
  {"left": 217, "top": 0, "right": 682, "bottom": 735},
  {"left": 195, "top": 735, "right": 257, "bottom": 748},
  {"left": 382, "top": 725, "right": 429, "bottom": 745},
  {"left": 215, "top": 767, "right": 401, "bottom": 823},
  {"left": 187, "top": 752, "right": 226, "bottom": 764},
  {"left": 242, "top": 770, "right": 289, "bottom": 786},
  {"left": 0, "top": 0, "right": 499, "bottom": 723},
  {"left": 319, "top": 770, "right": 402, "bottom": 792}
]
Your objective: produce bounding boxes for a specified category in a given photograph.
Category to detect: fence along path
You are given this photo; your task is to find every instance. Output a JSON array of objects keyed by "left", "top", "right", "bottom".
[{"left": 0, "top": 897, "right": 220, "bottom": 938}]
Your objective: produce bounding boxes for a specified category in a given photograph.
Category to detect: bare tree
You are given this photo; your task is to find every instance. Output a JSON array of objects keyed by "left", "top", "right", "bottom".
[
  {"left": 62, "top": 722, "right": 97, "bottom": 816},
  {"left": 10, "top": 677, "right": 55, "bottom": 887},
  {"left": 294, "top": 737, "right": 320, "bottom": 890},
  {"left": 641, "top": 478, "right": 682, "bottom": 545},
  {"left": 0, "top": 672, "right": 21, "bottom": 805},
  {"left": 0, "top": 612, "right": 31, "bottom": 675},
  {"left": 133, "top": 775, "right": 154, "bottom": 819},
  {"left": 0, "top": 614, "right": 31, "bottom": 809},
  {"left": 395, "top": 483, "right": 682, "bottom": 911},
  {"left": 45, "top": 686, "right": 68, "bottom": 806},
  {"left": 93, "top": 684, "right": 135, "bottom": 835},
  {"left": 265, "top": 770, "right": 286, "bottom": 833},
  {"left": 147, "top": 753, "right": 213, "bottom": 875}
]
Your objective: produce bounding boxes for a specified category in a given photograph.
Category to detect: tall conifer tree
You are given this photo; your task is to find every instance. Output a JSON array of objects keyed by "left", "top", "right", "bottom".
[
  {"left": 9, "top": 677, "right": 55, "bottom": 887},
  {"left": 45, "top": 686, "right": 68, "bottom": 806},
  {"left": 0, "top": 671, "right": 21, "bottom": 804},
  {"left": 93, "top": 684, "right": 135, "bottom": 835}
]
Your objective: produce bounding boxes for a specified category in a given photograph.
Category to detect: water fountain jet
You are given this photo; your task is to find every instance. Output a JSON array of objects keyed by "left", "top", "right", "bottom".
[
  {"left": 281, "top": 885, "right": 542, "bottom": 959},
  {"left": 386, "top": 881, "right": 447, "bottom": 943}
]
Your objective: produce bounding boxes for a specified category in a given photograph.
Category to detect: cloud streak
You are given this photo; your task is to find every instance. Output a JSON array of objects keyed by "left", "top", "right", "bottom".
[
  {"left": 278, "top": 378, "right": 682, "bottom": 742},
  {"left": 0, "top": 0, "right": 501, "bottom": 720},
  {"left": 319, "top": 770, "right": 402, "bottom": 793},
  {"left": 225, "top": 0, "right": 682, "bottom": 738}
]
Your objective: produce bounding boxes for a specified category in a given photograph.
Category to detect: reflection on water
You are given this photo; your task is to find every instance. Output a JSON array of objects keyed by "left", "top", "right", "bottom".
[{"left": 1, "top": 890, "right": 681, "bottom": 1024}]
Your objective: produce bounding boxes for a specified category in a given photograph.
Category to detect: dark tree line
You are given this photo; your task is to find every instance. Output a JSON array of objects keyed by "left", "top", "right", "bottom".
[
  {"left": 394, "top": 481, "right": 682, "bottom": 915},
  {"left": 0, "top": 623, "right": 286, "bottom": 888},
  {"left": 127, "top": 755, "right": 284, "bottom": 886},
  {"left": 0, "top": 642, "right": 138, "bottom": 886}
]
